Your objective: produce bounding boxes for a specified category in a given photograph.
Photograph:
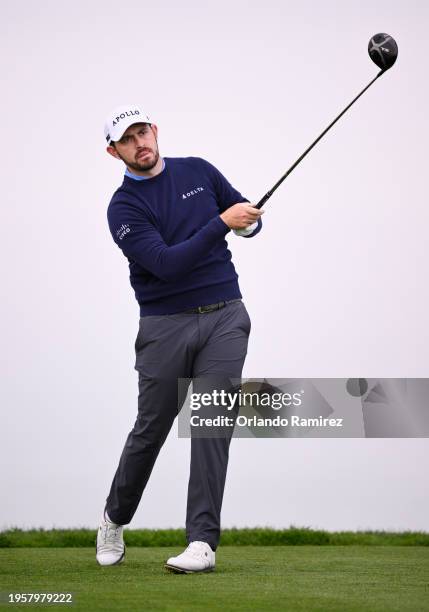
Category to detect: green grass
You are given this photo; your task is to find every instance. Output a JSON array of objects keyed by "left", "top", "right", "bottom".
[
  {"left": 0, "top": 547, "right": 428, "bottom": 611},
  {"left": 1, "top": 528, "right": 428, "bottom": 548}
]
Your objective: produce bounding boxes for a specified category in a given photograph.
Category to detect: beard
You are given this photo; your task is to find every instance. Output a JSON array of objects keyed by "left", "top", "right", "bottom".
[{"left": 119, "top": 145, "right": 160, "bottom": 173}]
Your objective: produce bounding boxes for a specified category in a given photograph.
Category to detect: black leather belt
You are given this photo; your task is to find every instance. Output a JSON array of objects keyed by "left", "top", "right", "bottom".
[{"left": 183, "top": 299, "right": 241, "bottom": 314}]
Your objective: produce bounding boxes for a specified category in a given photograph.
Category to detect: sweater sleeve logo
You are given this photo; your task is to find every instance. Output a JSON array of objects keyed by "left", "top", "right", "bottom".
[{"left": 115, "top": 223, "right": 131, "bottom": 240}]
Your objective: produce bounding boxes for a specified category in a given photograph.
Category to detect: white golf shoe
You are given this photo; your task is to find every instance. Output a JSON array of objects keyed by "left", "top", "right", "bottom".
[
  {"left": 96, "top": 511, "right": 125, "bottom": 566},
  {"left": 165, "top": 541, "right": 215, "bottom": 573}
]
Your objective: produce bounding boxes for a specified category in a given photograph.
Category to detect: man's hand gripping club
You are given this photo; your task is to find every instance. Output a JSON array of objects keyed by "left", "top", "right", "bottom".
[{"left": 220, "top": 202, "right": 264, "bottom": 237}]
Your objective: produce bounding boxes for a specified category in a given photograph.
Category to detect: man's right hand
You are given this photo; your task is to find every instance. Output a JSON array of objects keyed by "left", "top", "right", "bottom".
[{"left": 220, "top": 202, "right": 264, "bottom": 230}]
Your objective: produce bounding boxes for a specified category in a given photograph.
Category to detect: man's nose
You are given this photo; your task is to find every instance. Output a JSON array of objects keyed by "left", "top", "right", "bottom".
[{"left": 135, "top": 134, "right": 148, "bottom": 146}]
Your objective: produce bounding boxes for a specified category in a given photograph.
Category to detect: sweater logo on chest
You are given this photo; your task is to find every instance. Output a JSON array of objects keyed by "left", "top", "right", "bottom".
[{"left": 182, "top": 186, "right": 204, "bottom": 200}]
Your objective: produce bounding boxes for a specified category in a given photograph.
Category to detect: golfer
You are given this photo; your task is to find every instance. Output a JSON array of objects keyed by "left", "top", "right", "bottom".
[{"left": 96, "top": 105, "right": 263, "bottom": 573}]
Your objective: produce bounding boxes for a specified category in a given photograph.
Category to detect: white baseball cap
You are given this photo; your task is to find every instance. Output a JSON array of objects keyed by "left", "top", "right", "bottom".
[{"left": 104, "top": 104, "right": 152, "bottom": 144}]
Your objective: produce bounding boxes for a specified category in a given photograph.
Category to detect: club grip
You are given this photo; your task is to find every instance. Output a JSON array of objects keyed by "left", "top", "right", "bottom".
[{"left": 255, "top": 192, "right": 272, "bottom": 209}]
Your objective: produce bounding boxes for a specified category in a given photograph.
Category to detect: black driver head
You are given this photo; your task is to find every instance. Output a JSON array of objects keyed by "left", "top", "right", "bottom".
[{"left": 368, "top": 33, "right": 398, "bottom": 71}]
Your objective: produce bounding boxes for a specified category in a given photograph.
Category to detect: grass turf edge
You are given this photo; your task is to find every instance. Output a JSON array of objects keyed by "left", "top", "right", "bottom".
[{"left": 1, "top": 527, "right": 428, "bottom": 548}]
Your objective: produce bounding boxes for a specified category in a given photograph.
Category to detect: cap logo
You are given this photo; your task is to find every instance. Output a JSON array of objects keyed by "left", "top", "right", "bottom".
[{"left": 112, "top": 109, "right": 140, "bottom": 126}]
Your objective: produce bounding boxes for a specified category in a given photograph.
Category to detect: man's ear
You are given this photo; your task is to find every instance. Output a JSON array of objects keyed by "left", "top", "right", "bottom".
[
  {"left": 106, "top": 145, "right": 121, "bottom": 160},
  {"left": 150, "top": 124, "right": 158, "bottom": 139}
]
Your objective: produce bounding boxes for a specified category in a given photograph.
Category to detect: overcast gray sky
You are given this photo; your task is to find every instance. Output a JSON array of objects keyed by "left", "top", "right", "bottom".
[{"left": 1, "top": 0, "right": 428, "bottom": 531}]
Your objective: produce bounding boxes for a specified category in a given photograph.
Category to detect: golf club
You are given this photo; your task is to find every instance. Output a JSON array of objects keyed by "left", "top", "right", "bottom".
[{"left": 254, "top": 33, "right": 398, "bottom": 209}]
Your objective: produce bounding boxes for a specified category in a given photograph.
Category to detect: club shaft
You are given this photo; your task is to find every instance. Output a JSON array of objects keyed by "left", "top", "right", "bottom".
[{"left": 255, "top": 69, "right": 384, "bottom": 209}]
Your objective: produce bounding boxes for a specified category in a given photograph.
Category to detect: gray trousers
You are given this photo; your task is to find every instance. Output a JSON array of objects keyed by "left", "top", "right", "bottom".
[{"left": 105, "top": 300, "right": 251, "bottom": 551}]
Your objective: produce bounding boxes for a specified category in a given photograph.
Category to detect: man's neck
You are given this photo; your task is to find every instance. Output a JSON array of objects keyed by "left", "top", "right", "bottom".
[{"left": 126, "top": 155, "right": 164, "bottom": 178}]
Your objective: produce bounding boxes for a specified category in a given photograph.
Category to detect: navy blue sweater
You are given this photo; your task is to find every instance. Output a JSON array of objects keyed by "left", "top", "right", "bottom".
[{"left": 107, "top": 157, "right": 262, "bottom": 315}]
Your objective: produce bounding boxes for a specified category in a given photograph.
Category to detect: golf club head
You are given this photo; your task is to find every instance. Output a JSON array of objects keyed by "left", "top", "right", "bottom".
[{"left": 368, "top": 33, "right": 398, "bottom": 71}]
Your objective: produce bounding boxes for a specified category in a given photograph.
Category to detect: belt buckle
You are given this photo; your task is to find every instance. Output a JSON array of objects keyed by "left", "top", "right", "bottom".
[
  {"left": 196, "top": 301, "right": 226, "bottom": 314},
  {"left": 198, "top": 304, "right": 212, "bottom": 314}
]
